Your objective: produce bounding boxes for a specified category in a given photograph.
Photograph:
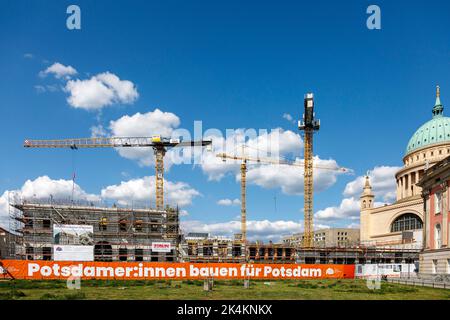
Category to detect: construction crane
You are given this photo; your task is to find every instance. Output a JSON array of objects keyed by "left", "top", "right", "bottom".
[
  {"left": 24, "top": 135, "right": 212, "bottom": 210},
  {"left": 217, "top": 145, "right": 348, "bottom": 246},
  {"left": 298, "top": 93, "right": 320, "bottom": 248}
]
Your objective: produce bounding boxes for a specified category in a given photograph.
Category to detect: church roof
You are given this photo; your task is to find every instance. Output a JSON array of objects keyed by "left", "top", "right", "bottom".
[{"left": 405, "top": 86, "right": 450, "bottom": 155}]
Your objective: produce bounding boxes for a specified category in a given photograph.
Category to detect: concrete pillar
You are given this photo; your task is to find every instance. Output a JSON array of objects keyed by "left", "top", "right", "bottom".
[
  {"left": 198, "top": 243, "right": 203, "bottom": 257},
  {"left": 213, "top": 242, "right": 218, "bottom": 256}
]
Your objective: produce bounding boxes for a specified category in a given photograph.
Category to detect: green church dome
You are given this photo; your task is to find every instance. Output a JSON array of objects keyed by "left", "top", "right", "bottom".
[{"left": 405, "top": 86, "right": 450, "bottom": 155}]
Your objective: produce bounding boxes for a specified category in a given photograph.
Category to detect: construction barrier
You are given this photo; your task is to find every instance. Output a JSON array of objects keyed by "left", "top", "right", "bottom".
[{"left": 0, "top": 260, "right": 355, "bottom": 280}]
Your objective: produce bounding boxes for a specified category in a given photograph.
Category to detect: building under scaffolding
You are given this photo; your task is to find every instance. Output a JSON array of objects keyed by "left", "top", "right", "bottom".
[
  {"left": 181, "top": 240, "right": 419, "bottom": 264},
  {"left": 9, "top": 197, "right": 180, "bottom": 262},
  {"left": 181, "top": 233, "right": 246, "bottom": 262}
]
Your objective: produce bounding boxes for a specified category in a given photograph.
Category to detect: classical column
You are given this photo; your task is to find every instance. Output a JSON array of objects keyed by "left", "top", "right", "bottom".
[
  {"left": 408, "top": 173, "right": 412, "bottom": 197},
  {"left": 402, "top": 176, "right": 405, "bottom": 199}
]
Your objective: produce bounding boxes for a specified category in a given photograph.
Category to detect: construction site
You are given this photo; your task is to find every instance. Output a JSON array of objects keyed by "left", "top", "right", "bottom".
[{"left": 0, "top": 93, "right": 422, "bottom": 267}]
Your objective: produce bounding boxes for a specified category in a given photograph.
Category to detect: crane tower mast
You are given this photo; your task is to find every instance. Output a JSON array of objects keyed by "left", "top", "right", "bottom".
[{"left": 298, "top": 93, "right": 320, "bottom": 248}]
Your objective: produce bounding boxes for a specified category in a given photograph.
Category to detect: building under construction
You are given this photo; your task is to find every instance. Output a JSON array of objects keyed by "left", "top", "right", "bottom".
[
  {"left": 9, "top": 197, "right": 180, "bottom": 262},
  {"left": 180, "top": 233, "right": 419, "bottom": 264}
]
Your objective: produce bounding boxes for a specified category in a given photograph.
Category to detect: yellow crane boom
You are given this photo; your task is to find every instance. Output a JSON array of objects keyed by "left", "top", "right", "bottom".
[{"left": 24, "top": 136, "right": 212, "bottom": 210}]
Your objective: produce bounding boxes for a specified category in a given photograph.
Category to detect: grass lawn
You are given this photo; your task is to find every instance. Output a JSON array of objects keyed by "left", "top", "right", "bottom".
[{"left": 0, "top": 279, "right": 449, "bottom": 300}]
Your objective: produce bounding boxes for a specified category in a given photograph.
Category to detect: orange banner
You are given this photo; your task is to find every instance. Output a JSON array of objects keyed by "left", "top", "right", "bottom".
[{"left": 0, "top": 260, "right": 355, "bottom": 280}]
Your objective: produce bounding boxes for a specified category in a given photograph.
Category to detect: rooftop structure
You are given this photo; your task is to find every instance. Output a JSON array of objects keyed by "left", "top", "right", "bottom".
[{"left": 282, "top": 228, "right": 360, "bottom": 248}]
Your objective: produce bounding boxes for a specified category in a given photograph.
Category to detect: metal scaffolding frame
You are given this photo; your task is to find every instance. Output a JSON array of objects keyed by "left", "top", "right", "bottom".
[{"left": 9, "top": 197, "right": 180, "bottom": 262}]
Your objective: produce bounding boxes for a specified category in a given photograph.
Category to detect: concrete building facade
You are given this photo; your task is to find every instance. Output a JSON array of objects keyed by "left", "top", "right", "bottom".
[{"left": 282, "top": 228, "right": 360, "bottom": 248}]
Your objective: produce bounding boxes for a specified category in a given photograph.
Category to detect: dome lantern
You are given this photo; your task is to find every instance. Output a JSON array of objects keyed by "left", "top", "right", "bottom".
[{"left": 405, "top": 86, "right": 450, "bottom": 156}]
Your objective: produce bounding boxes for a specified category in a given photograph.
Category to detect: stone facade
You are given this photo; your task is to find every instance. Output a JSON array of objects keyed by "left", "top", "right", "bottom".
[
  {"left": 417, "top": 156, "right": 450, "bottom": 278},
  {"left": 360, "top": 87, "right": 450, "bottom": 249},
  {"left": 282, "top": 228, "right": 360, "bottom": 247}
]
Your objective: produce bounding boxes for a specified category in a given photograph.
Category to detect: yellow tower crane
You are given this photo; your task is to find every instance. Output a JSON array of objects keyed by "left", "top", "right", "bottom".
[
  {"left": 217, "top": 146, "right": 348, "bottom": 247},
  {"left": 24, "top": 135, "right": 212, "bottom": 210}
]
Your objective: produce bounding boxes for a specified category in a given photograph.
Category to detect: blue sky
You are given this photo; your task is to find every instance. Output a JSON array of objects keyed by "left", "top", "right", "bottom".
[{"left": 1, "top": 0, "right": 450, "bottom": 240}]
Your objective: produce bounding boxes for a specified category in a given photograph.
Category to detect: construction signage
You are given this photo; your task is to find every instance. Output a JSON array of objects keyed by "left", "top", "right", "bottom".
[
  {"left": 53, "top": 224, "right": 94, "bottom": 261},
  {"left": 0, "top": 260, "right": 355, "bottom": 280}
]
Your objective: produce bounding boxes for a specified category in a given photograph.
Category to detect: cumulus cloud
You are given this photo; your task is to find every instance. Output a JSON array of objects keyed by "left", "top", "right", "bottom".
[
  {"left": 0, "top": 176, "right": 99, "bottom": 229},
  {"left": 282, "top": 113, "right": 296, "bottom": 124},
  {"left": 200, "top": 128, "right": 345, "bottom": 195},
  {"left": 315, "top": 197, "right": 360, "bottom": 222},
  {"left": 90, "top": 124, "right": 108, "bottom": 137},
  {"left": 201, "top": 128, "right": 303, "bottom": 181},
  {"left": 65, "top": 72, "right": 138, "bottom": 110},
  {"left": 100, "top": 176, "right": 200, "bottom": 207},
  {"left": 313, "top": 165, "right": 400, "bottom": 224},
  {"left": 40, "top": 62, "right": 77, "bottom": 79},
  {"left": 343, "top": 166, "right": 400, "bottom": 203},
  {"left": 34, "top": 84, "right": 59, "bottom": 93},
  {"left": 347, "top": 222, "right": 360, "bottom": 229},
  {"left": 245, "top": 156, "right": 343, "bottom": 195},
  {"left": 217, "top": 198, "right": 241, "bottom": 206},
  {"left": 182, "top": 219, "right": 330, "bottom": 242},
  {"left": 181, "top": 219, "right": 303, "bottom": 242},
  {"left": 108, "top": 109, "right": 181, "bottom": 166},
  {"left": 0, "top": 175, "right": 199, "bottom": 229}
]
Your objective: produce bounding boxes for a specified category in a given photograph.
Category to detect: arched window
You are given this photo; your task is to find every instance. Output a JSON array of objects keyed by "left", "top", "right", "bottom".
[
  {"left": 391, "top": 213, "right": 423, "bottom": 232},
  {"left": 435, "top": 224, "right": 442, "bottom": 249}
]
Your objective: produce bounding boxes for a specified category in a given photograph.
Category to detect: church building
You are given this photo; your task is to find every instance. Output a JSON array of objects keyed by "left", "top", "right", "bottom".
[{"left": 360, "top": 86, "right": 449, "bottom": 249}]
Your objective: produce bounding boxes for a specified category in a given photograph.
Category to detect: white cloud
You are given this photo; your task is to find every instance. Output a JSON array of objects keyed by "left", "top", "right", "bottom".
[
  {"left": 40, "top": 62, "right": 77, "bottom": 79},
  {"left": 100, "top": 176, "right": 200, "bottom": 207},
  {"left": 90, "top": 124, "right": 108, "bottom": 137},
  {"left": 282, "top": 113, "right": 296, "bottom": 124},
  {"left": 180, "top": 210, "right": 189, "bottom": 217},
  {"left": 217, "top": 198, "right": 241, "bottom": 206},
  {"left": 313, "top": 165, "right": 400, "bottom": 224},
  {"left": 23, "top": 53, "right": 34, "bottom": 59},
  {"left": 315, "top": 197, "right": 360, "bottom": 222},
  {"left": 201, "top": 129, "right": 345, "bottom": 195},
  {"left": 245, "top": 156, "right": 342, "bottom": 195},
  {"left": 108, "top": 109, "right": 181, "bottom": 166},
  {"left": 65, "top": 72, "right": 138, "bottom": 110},
  {"left": 182, "top": 219, "right": 331, "bottom": 242},
  {"left": 347, "top": 222, "right": 360, "bottom": 229},
  {"left": 181, "top": 219, "right": 304, "bottom": 242},
  {"left": 0, "top": 175, "right": 198, "bottom": 230},
  {"left": 343, "top": 166, "right": 400, "bottom": 203},
  {"left": 0, "top": 176, "right": 99, "bottom": 229},
  {"left": 201, "top": 129, "right": 303, "bottom": 181},
  {"left": 34, "top": 84, "right": 59, "bottom": 93}
]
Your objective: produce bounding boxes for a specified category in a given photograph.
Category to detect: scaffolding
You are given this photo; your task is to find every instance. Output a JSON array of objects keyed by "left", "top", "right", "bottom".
[
  {"left": 180, "top": 242, "right": 420, "bottom": 264},
  {"left": 9, "top": 196, "right": 180, "bottom": 262}
]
